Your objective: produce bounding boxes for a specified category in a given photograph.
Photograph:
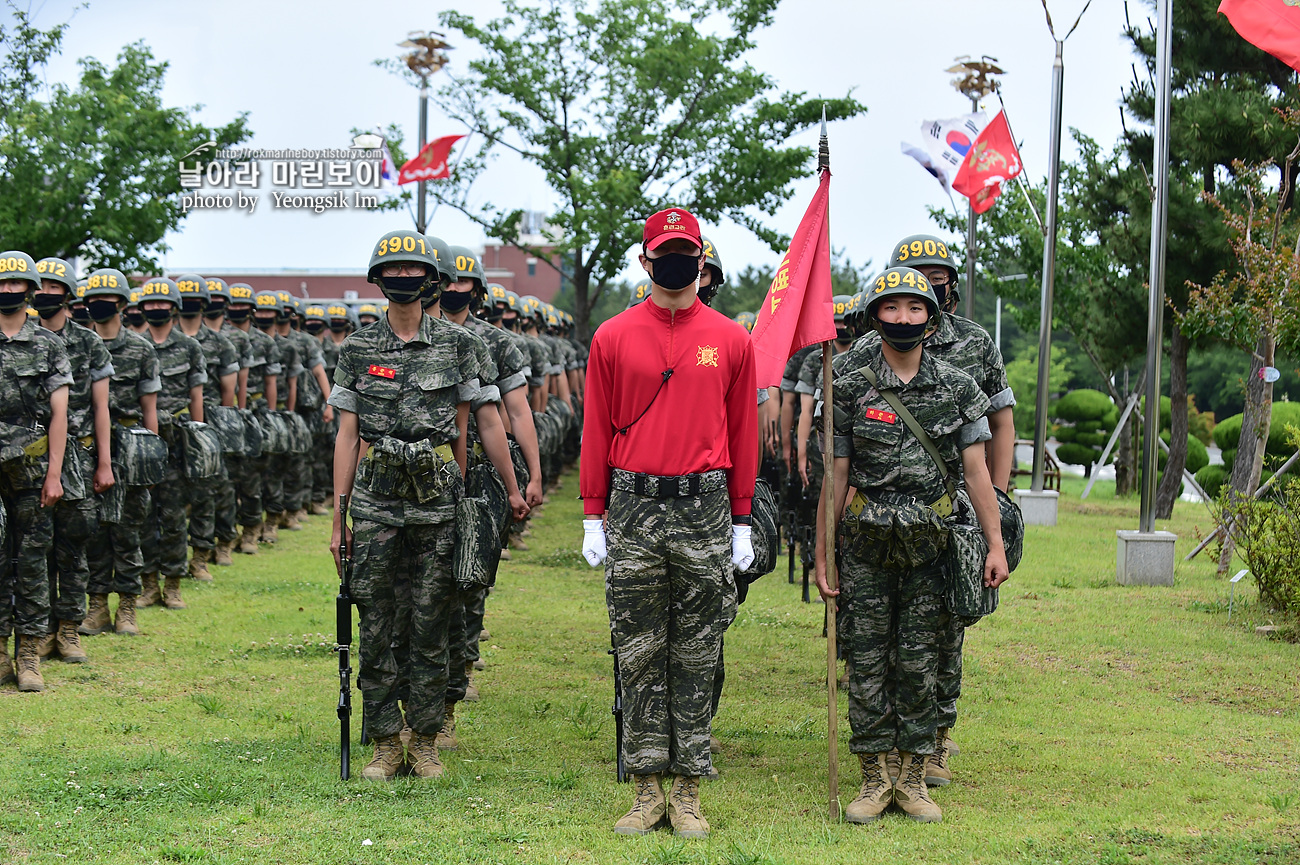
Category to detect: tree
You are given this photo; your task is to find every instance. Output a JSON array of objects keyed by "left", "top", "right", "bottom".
[
  {"left": 426, "top": 0, "right": 866, "bottom": 339},
  {"left": 0, "top": 9, "right": 250, "bottom": 274}
]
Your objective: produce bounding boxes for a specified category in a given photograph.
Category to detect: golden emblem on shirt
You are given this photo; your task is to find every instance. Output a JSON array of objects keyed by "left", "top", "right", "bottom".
[{"left": 696, "top": 345, "right": 719, "bottom": 367}]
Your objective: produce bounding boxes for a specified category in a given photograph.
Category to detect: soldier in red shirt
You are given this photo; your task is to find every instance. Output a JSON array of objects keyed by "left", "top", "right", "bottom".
[{"left": 580, "top": 207, "right": 757, "bottom": 839}]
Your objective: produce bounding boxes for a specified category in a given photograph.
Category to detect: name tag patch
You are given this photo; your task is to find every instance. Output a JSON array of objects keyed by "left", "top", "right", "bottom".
[
  {"left": 866, "top": 408, "right": 897, "bottom": 424},
  {"left": 368, "top": 364, "right": 397, "bottom": 379}
]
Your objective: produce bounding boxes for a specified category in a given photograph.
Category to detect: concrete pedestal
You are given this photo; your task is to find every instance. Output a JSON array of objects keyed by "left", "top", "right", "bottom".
[
  {"left": 1116, "top": 530, "right": 1177, "bottom": 586},
  {"left": 1014, "top": 489, "right": 1059, "bottom": 526}
]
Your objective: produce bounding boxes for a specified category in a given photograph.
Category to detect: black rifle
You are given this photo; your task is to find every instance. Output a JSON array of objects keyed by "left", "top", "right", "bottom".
[
  {"left": 609, "top": 634, "right": 627, "bottom": 783},
  {"left": 336, "top": 493, "right": 354, "bottom": 781},
  {"left": 784, "top": 468, "right": 800, "bottom": 585},
  {"left": 801, "top": 520, "right": 814, "bottom": 603}
]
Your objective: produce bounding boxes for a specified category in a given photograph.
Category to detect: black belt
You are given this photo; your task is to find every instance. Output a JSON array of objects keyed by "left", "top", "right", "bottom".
[{"left": 611, "top": 468, "right": 728, "bottom": 499}]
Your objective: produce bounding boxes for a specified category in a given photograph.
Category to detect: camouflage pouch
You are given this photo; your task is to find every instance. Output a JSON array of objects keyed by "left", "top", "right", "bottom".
[
  {"left": 256, "top": 409, "right": 291, "bottom": 455},
  {"left": 180, "top": 420, "right": 224, "bottom": 480},
  {"left": 97, "top": 480, "right": 125, "bottom": 525},
  {"left": 405, "top": 439, "right": 457, "bottom": 504},
  {"left": 358, "top": 437, "right": 410, "bottom": 499},
  {"left": 744, "top": 477, "right": 780, "bottom": 580},
  {"left": 111, "top": 424, "right": 168, "bottom": 487},
  {"left": 206, "top": 405, "right": 248, "bottom": 456},
  {"left": 888, "top": 498, "right": 950, "bottom": 570},
  {"left": 453, "top": 489, "right": 503, "bottom": 592},
  {"left": 59, "top": 438, "right": 89, "bottom": 502},
  {"left": 997, "top": 487, "right": 1025, "bottom": 573},
  {"left": 946, "top": 518, "right": 997, "bottom": 622},
  {"left": 0, "top": 422, "right": 50, "bottom": 490},
  {"left": 507, "top": 438, "right": 530, "bottom": 493},
  {"left": 238, "top": 409, "right": 264, "bottom": 459},
  {"left": 281, "top": 411, "right": 312, "bottom": 455},
  {"left": 466, "top": 460, "right": 510, "bottom": 538}
]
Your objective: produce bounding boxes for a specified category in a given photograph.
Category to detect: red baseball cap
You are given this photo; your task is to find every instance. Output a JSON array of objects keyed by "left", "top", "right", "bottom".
[{"left": 643, "top": 207, "right": 702, "bottom": 251}]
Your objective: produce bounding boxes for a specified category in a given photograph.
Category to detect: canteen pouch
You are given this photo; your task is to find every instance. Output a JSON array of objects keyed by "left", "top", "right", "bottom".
[
  {"left": 466, "top": 460, "right": 510, "bottom": 539},
  {"left": 280, "top": 410, "right": 312, "bottom": 455},
  {"left": 744, "top": 477, "right": 780, "bottom": 580},
  {"left": 998, "top": 487, "right": 1025, "bottom": 573},
  {"left": 361, "top": 436, "right": 458, "bottom": 504},
  {"left": 453, "top": 490, "right": 503, "bottom": 592},
  {"left": 206, "top": 405, "right": 247, "bottom": 456},
  {"left": 946, "top": 517, "right": 997, "bottom": 623},
  {"left": 180, "top": 420, "right": 224, "bottom": 480},
  {"left": 111, "top": 424, "right": 168, "bottom": 487},
  {"left": 239, "top": 408, "right": 264, "bottom": 459},
  {"left": 256, "top": 409, "right": 291, "bottom": 455}
]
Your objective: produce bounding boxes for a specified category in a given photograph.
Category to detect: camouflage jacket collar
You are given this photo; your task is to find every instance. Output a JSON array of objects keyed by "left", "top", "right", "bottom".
[
  {"left": 372, "top": 310, "right": 441, "bottom": 350},
  {"left": 0, "top": 317, "right": 39, "bottom": 344},
  {"left": 926, "top": 311, "right": 960, "bottom": 348},
  {"left": 852, "top": 339, "right": 942, "bottom": 394},
  {"left": 149, "top": 324, "right": 185, "bottom": 350}
]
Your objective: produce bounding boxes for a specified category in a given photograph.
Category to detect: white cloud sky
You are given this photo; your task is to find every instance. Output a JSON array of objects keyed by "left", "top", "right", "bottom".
[{"left": 30, "top": 0, "right": 1136, "bottom": 290}]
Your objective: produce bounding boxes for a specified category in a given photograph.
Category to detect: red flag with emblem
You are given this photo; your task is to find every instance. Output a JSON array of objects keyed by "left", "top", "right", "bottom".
[
  {"left": 1219, "top": 0, "right": 1300, "bottom": 72},
  {"left": 397, "top": 134, "right": 465, "bottom": 184},
  {"left": 749, "top": 170, "right": 836, "bottom": 388},
  {"left": 951, "top": 110, "right": 1022, "bottom": 215}
]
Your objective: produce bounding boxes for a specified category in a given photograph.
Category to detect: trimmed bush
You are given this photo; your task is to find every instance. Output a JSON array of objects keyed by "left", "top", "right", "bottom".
[
  {"left": 1052, "top": 389, "right": 1118, "bottom": 472},
  {"left": 1196, "top": 464, "right": 1229, "bottom": 498}
]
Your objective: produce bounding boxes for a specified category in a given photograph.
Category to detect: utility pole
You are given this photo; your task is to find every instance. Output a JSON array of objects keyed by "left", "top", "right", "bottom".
[
  {"left": 946, "top": 56, "right": 1004, "bottom": 320},
  {"left": 397, "top": 31, "right": 453, "bottom": 234}
]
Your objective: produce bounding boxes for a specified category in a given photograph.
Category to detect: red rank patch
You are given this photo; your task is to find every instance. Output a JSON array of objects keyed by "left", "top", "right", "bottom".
[
  {"left": 367, "top": 365, "right": 397, "bottom": 379},
  {"left": 865, "top": 408, "right": 897, "bottom": 424}
]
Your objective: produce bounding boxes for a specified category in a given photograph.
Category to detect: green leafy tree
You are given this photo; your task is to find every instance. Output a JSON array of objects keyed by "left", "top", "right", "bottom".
[
  {"left": 424, "top": 0, "right": 865, "bottom": 338},
  {"left": 0, "top": 10, "right": 250, "bottom": 274}
]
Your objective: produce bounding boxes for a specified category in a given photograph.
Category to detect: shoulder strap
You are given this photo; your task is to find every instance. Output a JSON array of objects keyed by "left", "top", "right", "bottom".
[{"left": 858, "top": 365, "right": 959, "bottom": 501}]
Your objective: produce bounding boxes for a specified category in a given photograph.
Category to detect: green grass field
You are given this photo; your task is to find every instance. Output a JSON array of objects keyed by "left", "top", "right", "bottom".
[{"left": 3, "top": 472, "right": 1298, "bottom": 864}]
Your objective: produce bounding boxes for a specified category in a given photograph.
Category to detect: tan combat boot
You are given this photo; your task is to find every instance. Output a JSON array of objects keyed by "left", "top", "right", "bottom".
[
  {"left": 406, "top": 732, "right": 445, "bottom": 779},
  {"left": 886, "top": 749, "right": 901, "bottom": 781},
  {"left": 480, "top": 628, "right": 490, "bottom": 641},
  {"left": 0, "top": 637, "right": 15, "bottom": 686},
  {"left": 845, "top": 752, "right": 893, "bottom": 824},
  {"left": 163, "top": 577, "right": 187, "bottom": 610},
  {"left": 309, "top": 500, "right": 330, "bottom": 516},
  {"left": 56, "top": 621, "right": 87, "bottom": 663},
  {"left": 260, "top": 521, "right": 278, "bottom": 544},
  {"left": 79, "top": 593, "right": 113, "bottom": 635},
  {"left": 294, "top": 507, "right": 310, "bottom": 523},
  {"left": 435, "top": 702, "right": 458, "bottom": 751},
  {"left": 709, "top": 736, "right": 722, "bottom": 755},
  {"left": 498, "top": 547, "right": 511, "bottom": 561},
  {"left": 189, "top": 547, "right": 213, "bottom": 582},
  {"left": 925, "top": 727, "right": 953, "bottom": 787},
  {"left": 666, "top": 774, "right": 709, "bottom": 839},
  {"left": 945, "top": 733, "right": 960, "bottom": 757},
  {"left": 613, "top": 773, "right": 666, "bottom": 835},
  {"left": 472, "top": 657, "right": 486, "bottom": 671},
  {"left": 115, "top": 594, "right": 140, "bottom": 635},
  {"left": 16, "top": 636, "right": 45, "bottom": 692},
  {"left": 138, "top": 573, "right": 162, "bottom": 608},
  {"left": 239, "top": 524, "right": 260, "bottom": 554},
  {"left": 361, "top": 734, "right": 405, "bottom": 782},
  {"left": 213, "top": 539, "right": 235, "bottom": 566},
  {"left": 508, "top": 535, "right": 529, "bottom": 551},
  {"left": 463, "top": 662, "right": 480, "bottom": 702},
  {"left": 279, "top": 510, "right": 301, "bottom": 531},
  {"left": 893, "top": 752, "right": 942, "bottom": 823},
  {"left": 35, "top": 631, "right": 57, "bottom": 660}
]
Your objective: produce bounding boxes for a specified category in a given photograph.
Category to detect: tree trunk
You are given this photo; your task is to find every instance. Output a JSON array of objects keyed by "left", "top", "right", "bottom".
[
  {"left": 1115, "top": 406, "right": 1136, "bottom": 496},
  {"left": 1154, "top": 327, "right": 1189, "bottom": 518},
  {"left": 1217, "top": 334, "right": 1275, "bottom": 574},
  {"left": 573, "top": 254, "right": 593, "bottom": 342}
]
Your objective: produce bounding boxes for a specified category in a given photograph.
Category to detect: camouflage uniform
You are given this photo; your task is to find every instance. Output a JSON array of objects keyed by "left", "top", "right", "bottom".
[
  {"left": 314, "top": 330, "right": 344, "bottom": 507},
  {"left": 141, "top": 327, "right": 206, "bottom": 580},
  {"left": 328, "top": 313, "right": 481, "bottom": 740},
  {"left": 186, "top": 325, "right": 239, "bottom": 553},
  {"left": 213, "top": 320, "right": 253, "bottom": 545},
  {"left": 87, "top": 328, "right": 159, "bottom": 597},
  {"left": 0, "top": 321, "right": 74, "bottom": 639},
  {"left": 831, "top": 339, "right": 990, "bottom": 756},
  {"left": 234, "top": 324, "right": 280, "bottom": 529},
  {"left": 288, "top": 327, "right": 325, "bottom": 512},
  {"left": 47, "top": 320, "right": 114, "bottom": 626},
  {"left": 264, "top": 329, "right": 301, "bottom": 521}
]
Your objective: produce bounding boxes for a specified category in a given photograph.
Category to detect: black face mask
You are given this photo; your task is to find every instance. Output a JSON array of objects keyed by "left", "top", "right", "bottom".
[
  {"left": 254, "top": 315, "right": 277, "bottom": 331},
  {"left": 379, "top": 275, "right": 429, "bottom": 306},
  {"left": 439, "top": 290, "right": 474, "bottom": 313},
  {"left": 305, "top": 321, "right": 325, "bottom": 335},
  {"left": 71, "top": 305, "right": 92, "bottom": 326},
  {"left": 503, "top": 316, "right": 519, "bottom": 331},
  {"left": 276, "top": 312, "right": 292, "bottom": 324},
  {"left": 647, "top": 252, "right": 701, "bottom": 291},
  {"left": 0, "top": 291, "right": 29, "bottom": 315},
  {"left": 226, "top": 306, "right": 251, "bottom": 324},
  {"left": 143, "top": 306, "right": 175, "bottom": 325},
  {"left": 89, "top": 299, "right": 121, "bottom": 323},
  {"left": 180, "top": 298, "right": 205, "bottom": 317},
  {"left": 205, "top": 300, "right": 227, "bottom": 319},
  {"left": 835, "top": 327, "right": 852, "bottom": 344},
  {"left": 33, "top": 294, "right": 66, "bottom": 320},
  {"left": 876, "top": 319, "right": 929, "bottom": 352},
  {"left": 329, "top": 320, "right": 349, "bottom": 333},
  {"left": 125, "top": 309, "right": 145, "bottom": 327}
]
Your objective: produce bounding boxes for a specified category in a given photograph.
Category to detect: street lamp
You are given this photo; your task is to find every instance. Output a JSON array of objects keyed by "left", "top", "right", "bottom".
[
  {"left": 397, "top": 31, "right": 453, "bottom": 234},
  {"left": 946, "top": 56, "right": 1004, "bottom": 321}
]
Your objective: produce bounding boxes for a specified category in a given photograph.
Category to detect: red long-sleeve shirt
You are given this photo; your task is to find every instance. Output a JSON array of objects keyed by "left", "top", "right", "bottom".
[{"left": 580, "top": 297, "right": 758, "bottom": 516}]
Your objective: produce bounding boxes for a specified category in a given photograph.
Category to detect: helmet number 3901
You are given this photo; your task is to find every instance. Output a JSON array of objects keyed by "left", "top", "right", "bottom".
[{"left": 377, "top": 235, "right": 426, "bottom": 257}]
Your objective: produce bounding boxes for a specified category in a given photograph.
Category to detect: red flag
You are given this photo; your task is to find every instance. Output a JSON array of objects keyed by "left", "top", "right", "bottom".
[
  {"left": 951, "top": 110, "right": 1021, "bottom": 214},
  {"left": 397, "top": 135, "right": 465, "bottom": 184},
  {"left": 1219, "top": 0, "right": 1300, "bottom": 72},
  {"left": 749, "top": 170, "right": 836, "bottom": 388}
]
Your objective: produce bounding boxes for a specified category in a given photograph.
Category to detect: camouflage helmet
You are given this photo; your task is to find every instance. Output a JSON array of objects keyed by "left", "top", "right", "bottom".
[
  {"left": 139, "top": 276, "right": 182, "bottom": 308},
  {"left": 356, "top": 302, "right": 381, "bottom": 322},
  {"left": 253, "top": 290, "right": 282, "bottom": 317},
  {"left": 35, "top": 257, "right": 77, "bottom": 294},
  {"left": 0, "top": 251, "right": 40, "bottom": 293},
  {"left": 204, "top": 277, "right": 231, "bottom": 303},
  {"left": 832, "top": 294, "right": 853, "bottom": 323},
  {"left": 487, "top": 283, "right": 509, "bottom": 305},
  {"left": 504, "top": 290, "right": 521, "bottom": 312},
  {"left": 628, "top": 278, "right": 652, "bottom": 308},
  {"left": 325, "top": 302, "right": 351, "bottom": 327},
  {"left": 699, "top": 236, "right": 724, "bottom": 305},
  {"left": 864, "top": 266, "right": 939, "bottom": 319},
  {"left": 274, "top": 290, "right": 296, "bottom": 318},
  {"left": 367, "top": 229, "right": 440, "bottom": 280},
  {"left": 227, "top": 282, "right": 256, "bottom": 306},
  {"left": 303, "top": 303, "right": 328, "bottom": 323},
  {"left": 83, "top": 268, "right": 132, "bottom": 301},
  {"left": 423, "top": 233, "right": 457, "bottom": 286},
  {"left": 126, "top": 289, "right": 141, "bottom": 309},
  {"left": 888, "top": 234, "right": 960, "bottom": 307},
  {"left": 734, "top": 311, "right": 756, "bottom": 332},
  {"left": 449, "top": 246, "right": 486, "bottom": 289},
  {"left": 173, "top": 273, "right": 209, "bottom": 311}
]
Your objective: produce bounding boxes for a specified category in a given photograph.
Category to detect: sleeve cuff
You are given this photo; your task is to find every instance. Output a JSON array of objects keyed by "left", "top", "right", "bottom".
[
  {"left": 327, "top": 387, "right": 359, "bottom": 413},
  {"left": 959, "top": 416, "right": 992, "bottom": 448},
  {"left": 989, "top": 386, "right": 1016, "bottom": 412},
  {"left": 794, "top": 381, "right": 816, "bottom": 395},
  {"left": 138, "top": 376, "right": 162, "bottom": 395},
  {"left": 582, "top": 496, "right": 607, "bottom": 514},
  {"left": 780, "top": 377, "right": 798, "bottom": 392},
  {"left": 90, "top": 363, "right": 115, "bottom": 382},
  {"left": 728, "top": 496, "right": 752, "bottom": 517},
  {"left": 497, "top": 371, "right": 528, "bottom": 395},
  {"left": 833, "top": 434, "right": 853, "bottom": 458},
  {"left": 471, "top": 384, "right": 502, "bottom": 410}
]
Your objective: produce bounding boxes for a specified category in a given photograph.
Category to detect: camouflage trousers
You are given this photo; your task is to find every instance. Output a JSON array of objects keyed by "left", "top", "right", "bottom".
[
  {"left": 351, "top": 517, "right": 456, "bottom": 739},
  {"left": 390, "top": 561, "right": 469, "bottom": 705},
  {"left": 605, "top": 485, "right": 736, "bottom": 777},
  {"left": 232, "top": 455, "right": 264, "bottom": 528},
  {"left": 50, "top": 489, "right": 98, "bottom": 625},
  {"left": 936, "top": 616, "right": 964, "bottom": 730},
  {"left": 461, "top": 585, "right": 488, "bottom": 665},
  {"left": 840, "top": 522, "right": 946, "bottom": 756},
  {"left": 312, "top": 431, "right": 334, "bottom": 505},
  {"left": 87, "top": 486, "right": 149, "bottom": 596},
  {"left": 144, "top": 452, "right": 189, "bottom": 578},
  {"left": 283, "top": 451, "right": 311, "bottom": 512},
  {"left": 0, "top": 486, "right": 53, "bottom": 638},
  {"left": 213, "top": 459, "right": 240, "bottom": 542},
  {"left": 262, "top": 455, "right": 286, "bottom": 517},
  {"left": 187, "top": 467, "right": 224, "bottom": 551}
]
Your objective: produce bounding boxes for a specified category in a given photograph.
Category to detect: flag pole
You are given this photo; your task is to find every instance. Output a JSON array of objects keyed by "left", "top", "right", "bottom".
[{"left": 817, "top": 104, "right": 840, "bottom": 823}]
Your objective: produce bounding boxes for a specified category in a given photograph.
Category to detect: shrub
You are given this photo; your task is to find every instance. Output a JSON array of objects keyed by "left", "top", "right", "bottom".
[
  {"left": 1224, "top": 478, "right": 1300, "bottom": 617},
  {"left": 1213, "top": 402, "right": 1300, "bottom": 455},
  {"left": 1196, "top": 464, "right": 1229, "bottom": 498},
  {"left": 1051, "top": 389, "right": 1117, "bottom": 472}
]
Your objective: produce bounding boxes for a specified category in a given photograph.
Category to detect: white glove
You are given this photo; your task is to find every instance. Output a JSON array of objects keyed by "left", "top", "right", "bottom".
[
  {"left": 731, "top": 524, "right": 755, "bottom": 572},
  {"left": 582, "top": 519, "right": 607, "bottom": 567}
]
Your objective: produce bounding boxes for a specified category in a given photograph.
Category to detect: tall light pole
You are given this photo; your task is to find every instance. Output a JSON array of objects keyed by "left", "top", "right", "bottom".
[
  {"left": 398, "top": 31, "right": 453, "bottom": 234},
  {"left": 946, "top": 56, "right": 1004, "bottom": 321},
  {"left": 1031, "top": 39, "right": 1064, "bottom": 499}
]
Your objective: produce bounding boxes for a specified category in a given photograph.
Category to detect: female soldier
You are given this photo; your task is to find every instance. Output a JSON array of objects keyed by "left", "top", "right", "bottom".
[{"left": 814, "top": 266, "right": 1008, "bottom": 824}]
